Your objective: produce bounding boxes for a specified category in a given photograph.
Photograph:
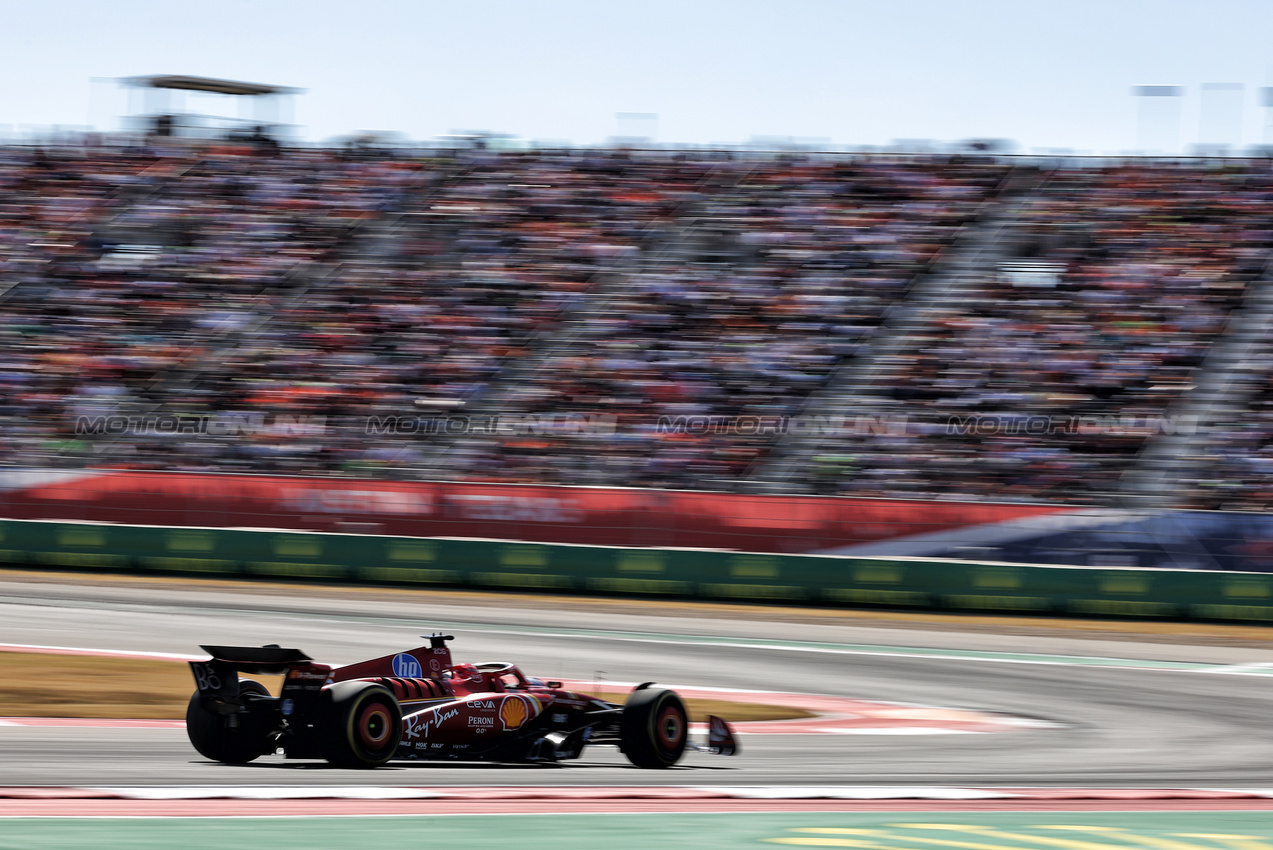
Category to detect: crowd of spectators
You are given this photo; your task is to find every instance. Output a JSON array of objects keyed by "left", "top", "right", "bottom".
[
  {"left": 0, "top": 141, "right": 732, "bottom": 472},
  {"left": 0, "top": 140, "right": 420, "bottom": 468},
  {"left": 812, "top": 164, "right": 1273, "bottom": 503},
  {"left": 5, "top": 141, "right": 1273, "bottom": 512},
  {"left": 453, "top": 158, "right": 1011, "bottom": 488},
  {"left": 1177, "top": 346, "right": 1273, "bottom": 511},
  {"left": 155, "top": 150, "right": 725, "bottom": 473}
]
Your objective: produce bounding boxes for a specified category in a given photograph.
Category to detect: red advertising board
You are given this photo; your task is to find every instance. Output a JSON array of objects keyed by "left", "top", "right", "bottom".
[{"left": 0, "top": 469, "right": 1071, "bottom": 554}]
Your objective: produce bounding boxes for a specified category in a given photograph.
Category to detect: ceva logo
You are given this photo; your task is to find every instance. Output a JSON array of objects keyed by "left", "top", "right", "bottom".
[{"left": 391, "top": 653, "right": 422, "bottom": 678}]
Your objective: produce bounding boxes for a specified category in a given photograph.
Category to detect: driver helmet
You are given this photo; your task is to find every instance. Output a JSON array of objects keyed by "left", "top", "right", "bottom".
[{"left": 450, "top": 663, "right": 485, "bottom": 687}]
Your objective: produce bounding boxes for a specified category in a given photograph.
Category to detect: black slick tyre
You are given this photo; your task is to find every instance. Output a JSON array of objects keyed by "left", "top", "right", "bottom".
[
  {"left": 321, "top": 681, "right": 403, "bottom": 769},
  {"left": 186, "top": 678, "right": 272, "bottom": 764},
  {"left": 619, "top": 687, "right": 688, "bottom": 769}
]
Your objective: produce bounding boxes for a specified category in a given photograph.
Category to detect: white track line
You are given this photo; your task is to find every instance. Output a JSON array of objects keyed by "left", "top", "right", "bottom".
[{"left": 0, "top": 643, "right": 203, "bottom": 661}]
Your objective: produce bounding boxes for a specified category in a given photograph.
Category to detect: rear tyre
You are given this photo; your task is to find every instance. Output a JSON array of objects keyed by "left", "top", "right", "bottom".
[
  {"left": 186, "top": 678, "right": 272, "bottom": 764},
  {"left": 321, "top": 681, "right": 403, "bottom": 769},
  {"left": 619, "top": 687, "right": 688, "bottom": 769}
]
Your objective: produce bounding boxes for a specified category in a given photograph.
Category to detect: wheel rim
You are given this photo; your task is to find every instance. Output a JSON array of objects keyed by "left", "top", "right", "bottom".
[
  {"left": 357, "top": 702, "right": 392, "bottom": 749},
  {"left": 656, "top": 704, "right": 685, "bottom": 751}
]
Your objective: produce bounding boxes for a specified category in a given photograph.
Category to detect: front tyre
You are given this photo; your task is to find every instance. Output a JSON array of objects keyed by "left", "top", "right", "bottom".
[
  {"left": 619, "top": 687, "right": 688, "bottom": 769},
  {"left": 186, "top": 678, "right": 272, "bottom": 764},
  {"left": 321, "top": 681, "right": 403, "bottom": 768}
]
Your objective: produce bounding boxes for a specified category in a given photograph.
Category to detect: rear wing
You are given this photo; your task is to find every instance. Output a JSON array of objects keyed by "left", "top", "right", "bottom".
[
  {"left": 190, "top": 645, "right": 329, "bottom": 713},
  {"left": 200, "top": 645, "right": 312, "bottom": 674}
]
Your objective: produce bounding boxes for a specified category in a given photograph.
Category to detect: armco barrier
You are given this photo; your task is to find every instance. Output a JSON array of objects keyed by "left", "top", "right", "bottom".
[{"left": 3, "top": 519, "right": 1273, "bottom": 623}]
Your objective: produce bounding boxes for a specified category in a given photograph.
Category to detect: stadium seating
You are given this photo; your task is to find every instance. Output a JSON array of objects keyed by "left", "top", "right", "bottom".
[{"left": 3, "top": 140, "right": 1273, "bottom": 511}]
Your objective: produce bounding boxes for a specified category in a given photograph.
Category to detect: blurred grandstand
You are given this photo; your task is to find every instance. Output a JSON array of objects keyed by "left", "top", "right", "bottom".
[{"left": 3, "top": 132, "right": 1273, "bottom": 514}]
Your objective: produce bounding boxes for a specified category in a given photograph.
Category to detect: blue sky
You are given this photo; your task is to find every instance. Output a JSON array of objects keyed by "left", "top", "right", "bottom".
[{"left": 4, "top": 0, "right": 1273, "bottom": 152}]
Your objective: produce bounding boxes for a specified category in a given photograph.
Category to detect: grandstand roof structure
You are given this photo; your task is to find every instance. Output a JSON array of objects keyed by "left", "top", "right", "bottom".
[
  {"left": 123, "top": 75, "right": 303, "bottom": 97},
  {"left": 121, "top": 74, "right": 302, "bottom": 140}
]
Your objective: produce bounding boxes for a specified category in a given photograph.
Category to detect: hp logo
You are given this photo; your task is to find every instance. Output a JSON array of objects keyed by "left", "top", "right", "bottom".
[{"left": 391, "top": 653, "right": 422, "bottom": 678}]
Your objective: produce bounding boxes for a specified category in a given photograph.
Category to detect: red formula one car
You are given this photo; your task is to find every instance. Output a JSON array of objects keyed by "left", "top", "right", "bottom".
[{"left": 186, "top": 634, "right": 737, "bottom": 769}]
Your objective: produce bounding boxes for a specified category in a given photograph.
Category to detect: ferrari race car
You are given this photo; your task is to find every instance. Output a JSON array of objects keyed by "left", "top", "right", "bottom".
[{"left": 186, "top": 634, "right": 738, "bottom": 769}]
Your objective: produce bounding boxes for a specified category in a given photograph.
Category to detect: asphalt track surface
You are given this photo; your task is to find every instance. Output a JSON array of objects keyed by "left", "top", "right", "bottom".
[{"left": 4, "top": 572, "right": 1273, "bottom": 789}]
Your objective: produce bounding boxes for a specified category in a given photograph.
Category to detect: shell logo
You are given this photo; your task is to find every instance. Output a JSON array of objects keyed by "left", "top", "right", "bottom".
[{"left": 499, "top": 694, "right": 541, "bottom": 731}]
